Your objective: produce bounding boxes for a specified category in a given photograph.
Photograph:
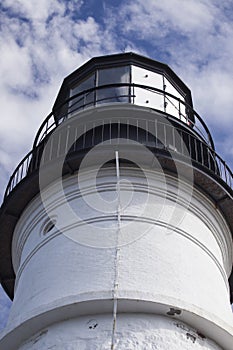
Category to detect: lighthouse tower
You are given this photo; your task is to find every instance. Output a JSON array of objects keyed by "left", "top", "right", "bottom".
[{"left": 0, "top": 53, "right": 232, "bottom": 349}]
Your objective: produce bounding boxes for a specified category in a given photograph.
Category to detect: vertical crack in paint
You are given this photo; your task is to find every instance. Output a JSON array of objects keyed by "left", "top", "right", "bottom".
[{"left": 111, "top": 150, "right": 121, "bottom": 350}]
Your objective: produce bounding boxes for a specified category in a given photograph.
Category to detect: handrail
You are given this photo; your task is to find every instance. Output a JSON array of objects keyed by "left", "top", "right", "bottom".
[
  {"left": 32, "top": 83, "right": 215, "bottom": 150},
  {"left": 4, "top": 117, "right": 232, "bottom": 199},
  {"left": 4, "top": 149, "right": 34, "bottom": 198}
]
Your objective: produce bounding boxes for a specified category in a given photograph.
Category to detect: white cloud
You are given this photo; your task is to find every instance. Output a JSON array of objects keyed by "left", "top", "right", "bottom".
[
  {"left": 114, "top": 0, "right": 217, "bottom": 40},
  {"left": 159, "top": 0, "right": 216, "bottom": 32},
  {"left": 1, "top": 0, "right": 66, "bottom": 21}
]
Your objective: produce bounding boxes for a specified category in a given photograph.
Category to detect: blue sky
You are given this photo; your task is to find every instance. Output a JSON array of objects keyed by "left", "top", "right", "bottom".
[{"left": 0, "top": 0, "right": 233, "bottom": 330}]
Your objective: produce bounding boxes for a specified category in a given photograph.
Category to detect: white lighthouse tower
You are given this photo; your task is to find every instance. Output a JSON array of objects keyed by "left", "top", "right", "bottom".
[{"left": 0, "top": 53, "right": 232, "bottom": 349}]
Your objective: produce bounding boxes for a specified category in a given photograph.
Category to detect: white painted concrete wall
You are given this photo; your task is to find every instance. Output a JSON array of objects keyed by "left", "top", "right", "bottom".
[{"left": 0, "top": 164, "right": 231, "bottom": 349}]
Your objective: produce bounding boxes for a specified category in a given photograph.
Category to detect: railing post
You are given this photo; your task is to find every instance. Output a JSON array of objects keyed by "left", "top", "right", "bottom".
[{"left": 178, "top": 100, "right": 181, "bottom": 120}]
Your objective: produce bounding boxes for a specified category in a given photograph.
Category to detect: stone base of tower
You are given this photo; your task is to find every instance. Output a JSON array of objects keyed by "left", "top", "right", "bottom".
[{"left": 0, "top": 312, "right": 225, "bottom": 350}]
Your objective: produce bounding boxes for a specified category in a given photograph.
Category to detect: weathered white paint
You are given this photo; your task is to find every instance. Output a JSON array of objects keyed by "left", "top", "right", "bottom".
[
  {"left": 18, "top": 314, "right": 223, "bottom": 350},
  {"left": 0, "top": 162, "right": 231, "bottom": 349}
]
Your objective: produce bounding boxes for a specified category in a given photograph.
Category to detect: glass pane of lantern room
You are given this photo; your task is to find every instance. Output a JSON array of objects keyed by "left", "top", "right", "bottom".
[
  {"left": 69, "top": 74, "right": 95, "bottom": 115},
  {"left": 132, "top": 66, "right": 164, "bottom": 111},
  {"left": 164, "top": 77, "right": 187, "bottom": 123},
  {"left": 96, "top": 66, "right": 130, "bottom": 105}
]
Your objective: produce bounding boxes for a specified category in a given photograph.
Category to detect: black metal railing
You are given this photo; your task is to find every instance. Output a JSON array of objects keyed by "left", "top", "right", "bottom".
[
  {"left": 4, "top": 117, "right": 232, "bottom": 199},
  {"left": 32, "top": 83, "right": 215, "bottom": 150}
]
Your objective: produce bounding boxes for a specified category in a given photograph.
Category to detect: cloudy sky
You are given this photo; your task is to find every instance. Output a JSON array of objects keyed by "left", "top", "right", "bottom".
[{"left": 0, "top": 0, "right": 233, "bottom": 330}]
